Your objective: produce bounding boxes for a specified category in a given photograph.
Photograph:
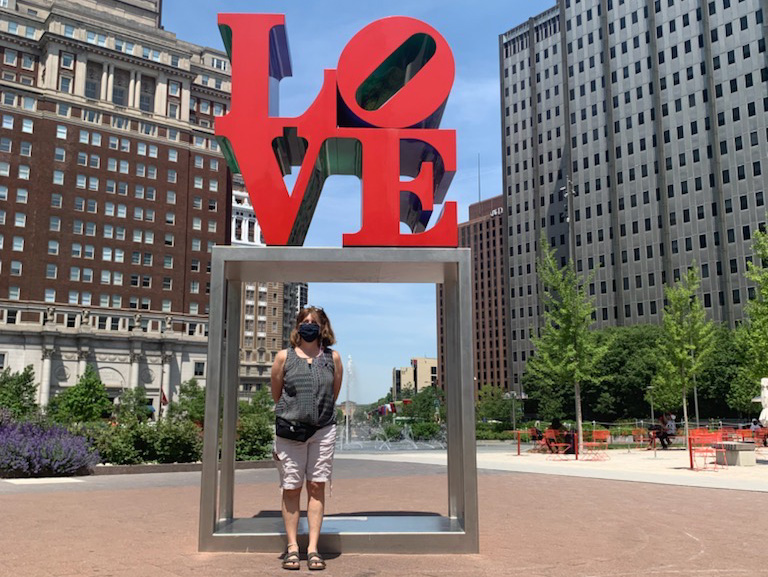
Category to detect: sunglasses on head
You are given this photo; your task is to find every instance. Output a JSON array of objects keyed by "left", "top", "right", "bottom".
[{"left": 305, "top": 305, "right": 324, "bottom": 313}]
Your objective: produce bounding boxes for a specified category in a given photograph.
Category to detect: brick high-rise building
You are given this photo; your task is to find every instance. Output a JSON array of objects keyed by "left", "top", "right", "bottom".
[
  {"left": 501, "top": 0, "right": 768, "bottom": 389},
  {"left": 0, "top": 0, "right": 233, "bottom": 410},
  {"left": 437, "top": 196, "right": 509, "bottom": 398}
]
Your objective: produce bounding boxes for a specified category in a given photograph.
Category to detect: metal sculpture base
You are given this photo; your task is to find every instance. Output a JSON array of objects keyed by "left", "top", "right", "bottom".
[
  {"left": 199, "top": 247, "right": 477, "bottom": 554},
  {"left": 207, "top": 515, "right": 468, "bottom": 553}
]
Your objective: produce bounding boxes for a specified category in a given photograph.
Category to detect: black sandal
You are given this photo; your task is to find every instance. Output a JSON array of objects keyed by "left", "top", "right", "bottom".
[
  {"left": 281, "top": 545, "right": 300, "bottom": 571},
  {"left": 307, "top": 551, "right": 326, "bottom": 571}
]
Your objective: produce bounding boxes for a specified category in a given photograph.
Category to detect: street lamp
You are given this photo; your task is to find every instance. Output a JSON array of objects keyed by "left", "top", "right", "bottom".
[
  {"left": 559, "top": 178, "right": 577, "bottom": 266},
  {"left": 647, "top": 385, "right": 655, "bottom": 423},
  {"left": 504, "top": 390, "right": 528, "bottom": 431}
]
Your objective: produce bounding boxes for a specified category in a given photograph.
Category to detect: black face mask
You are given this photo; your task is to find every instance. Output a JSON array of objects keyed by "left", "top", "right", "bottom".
[{"left": 298, "top": 323, "right": 320, "bottom": 343}]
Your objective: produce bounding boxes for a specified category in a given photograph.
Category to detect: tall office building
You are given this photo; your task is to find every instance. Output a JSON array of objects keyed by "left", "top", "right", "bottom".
[
  {"left": 463, "top": 196, "right": 509, "bottom": 394},
  {"left": 501, "top": 0, "right": 768, "bottom": 388},
  {"left": 437, "top": 195, "right": 509, "bottom": 396},
  {"left": 0, "top": 0, "right": 232, "bottom": 409}
]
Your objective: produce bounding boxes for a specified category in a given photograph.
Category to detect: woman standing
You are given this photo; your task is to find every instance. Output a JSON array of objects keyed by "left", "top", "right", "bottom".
[{"left": 271, "top": 306, "right": 343, "bottom": 571}]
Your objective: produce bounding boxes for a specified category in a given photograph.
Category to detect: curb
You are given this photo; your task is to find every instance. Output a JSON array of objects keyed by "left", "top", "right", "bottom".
[{"left": 92, "top": 460, "right": 276, "bottom": 476}]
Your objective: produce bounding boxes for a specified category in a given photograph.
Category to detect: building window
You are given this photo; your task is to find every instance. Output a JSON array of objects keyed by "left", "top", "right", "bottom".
[
  {"left": 112, "top": 68, "right": 130, "bottom": 106},
  {"left": 139, "top": 76, "right": 155, "bottom": 112}
]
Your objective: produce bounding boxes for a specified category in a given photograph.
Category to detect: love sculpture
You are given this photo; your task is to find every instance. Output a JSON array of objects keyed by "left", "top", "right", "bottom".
[
  {"left": 200, "top": 14, "right": 477, "bottom": 555},
  {"left": 216, "top": 14, "right": 458, "bottom": 246}
]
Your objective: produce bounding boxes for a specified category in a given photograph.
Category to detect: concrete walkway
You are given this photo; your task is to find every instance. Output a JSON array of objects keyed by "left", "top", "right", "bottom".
[
  {"left": 1, "top": 446, "right": 766, "bottom": 577},
  {"left": 336, "top": 443, "right": 768, "bottom": 492}
]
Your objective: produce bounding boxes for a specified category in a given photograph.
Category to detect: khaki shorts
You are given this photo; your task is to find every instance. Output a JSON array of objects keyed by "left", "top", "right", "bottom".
[{"left": 274, "top": 424, "right": 336, "bottom": 490}]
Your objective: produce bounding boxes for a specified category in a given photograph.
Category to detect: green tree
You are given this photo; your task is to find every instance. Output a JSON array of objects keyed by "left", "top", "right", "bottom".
[
  {"left": 49, "top": 365, "right": 113, "bottom": 424},
  {"left": 475, "top": 384, "right": 512, "bottom": 423},
  {"left": 401, "top": 386, "right": 445, "bottom": 422},
  {"left": 698, "top": 326, "right": 744, "bottom": 418},
  {"left": 524, "top": 239, "right": 607, "bottom": 446},
  {"left": 591, "top": 325, "right": 663, "bottom": 420},
  {"left": 730, "top": 229, "right": 768, "bottom": 412},
  {"left": 115, "top": 386, "right": 154, "bottom": 424},
  {"left": 0, "top": 365, "right": 38, "bottom": 420},
  {"left": 652, "top": 267, "right": 716, "bottom": 438},
  {"left": 166, "top": 378, "right": 206, "bottom": 426}
]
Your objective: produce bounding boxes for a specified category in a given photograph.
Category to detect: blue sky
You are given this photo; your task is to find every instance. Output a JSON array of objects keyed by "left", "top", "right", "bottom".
[{"left": 164, "top": 0, "right": 554, "bottom": 403}]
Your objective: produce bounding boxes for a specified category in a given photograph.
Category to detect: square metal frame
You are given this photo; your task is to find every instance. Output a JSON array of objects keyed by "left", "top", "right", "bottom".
[{"left": 199, "top": 246, "right": 478, "bottom": 553}]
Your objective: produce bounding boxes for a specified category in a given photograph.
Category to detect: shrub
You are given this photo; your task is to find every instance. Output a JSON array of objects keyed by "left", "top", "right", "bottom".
[
  {"left": 235, "top": 413, "right": 272, "bottom": 461},
  {"left": 475, "top": 421, "right": 518, "bottom": 440},
  {"left": 379, "top": 423, "right": 403, "bottom": 441},
  {"left": 154, "top": 419, "right": 202, "bottom": 464},
  {"left": 76, "top": 422, "right": 142, "bottom": 465},
  {"left": 132, "top": 423, "right": 159, "bottom": 462},
  {"left": 77, "top": 420, "right": 202, "bottom": 465},
  {"left": 410, "top": 421, "right": 441, "bottom": 440},
  {"left": 0, "top": 419, "right": 100, "bottom": 478},
  {"left": 115, "top": 387, "right": 154, "bottom": 425}
]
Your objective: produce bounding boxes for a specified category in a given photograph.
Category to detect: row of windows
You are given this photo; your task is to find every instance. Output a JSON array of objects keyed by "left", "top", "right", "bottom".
[
  {"left": 2, "top": 47, "right": 35, "bottom": 70},
  {"left": 39, "top": 263, "right": 210, "bottom": 295},
  {"left": 62, "top": 116, "right": 221, "bottom": 152},
  {"left": 4, "top": 285, "right": 207, "bottom": 315}
]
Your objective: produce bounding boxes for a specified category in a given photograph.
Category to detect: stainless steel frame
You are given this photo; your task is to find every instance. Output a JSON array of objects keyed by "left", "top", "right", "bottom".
[{"left": 199, "top": 246, "right": 478, "bottom": 553}]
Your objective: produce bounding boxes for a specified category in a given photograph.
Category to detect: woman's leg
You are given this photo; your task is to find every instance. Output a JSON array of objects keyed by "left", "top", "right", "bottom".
[
  {"left": 306, "top": 481, "right": 326, "bottom": 555},
  {"left": 282, "top": 487, "right": 302, "bottom": 549}
]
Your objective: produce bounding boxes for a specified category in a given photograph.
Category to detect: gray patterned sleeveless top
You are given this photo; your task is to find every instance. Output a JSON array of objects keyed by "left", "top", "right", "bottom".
[{"left": 275, "top": 347, "right": 336, "bottom": 427}]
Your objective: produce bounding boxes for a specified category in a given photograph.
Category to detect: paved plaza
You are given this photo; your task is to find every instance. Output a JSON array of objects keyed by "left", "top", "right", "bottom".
[{"left": 1, "top": 445, "right": 766, "bottom": 577}]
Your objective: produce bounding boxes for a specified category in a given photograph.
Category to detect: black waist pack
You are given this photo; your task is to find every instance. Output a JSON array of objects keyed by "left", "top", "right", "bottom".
[{"left": 276, "top": 417, "right": 319, "bottom": 442}]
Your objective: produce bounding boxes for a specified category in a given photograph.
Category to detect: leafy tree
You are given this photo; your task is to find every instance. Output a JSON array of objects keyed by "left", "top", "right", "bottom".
[
  {"left": 49, "top": 365, "right": 113, "bottom": 424},
  {"left": 730, "top": 229, "right": 768, "bottom": 412},
  {"left": 115, "top": 386, "right": 153, "bottom": 424},
  {"left": 524, "top": 238, "right": 607, "bottom": 446},
  {"left": 250, "top": 387, "right": 275, "bottom": 413},
  {"left": 475, "top": 384, "right": 512, "bottom": 423},
  {"left": 166, "top": 378, "right": 205, "bottom": 426},
  {"left": 590, "top": 325, "right": 663, "bottom": 420},
  {"left": 0, "top": 365, "right": 38, "bottom": 420},
  {"left": 697, "top": 326, "right": 744, "bottom": 418},
  {"left": 238, "top": 388, "right": 274, "bottom": 422},
  {"left": 652, "top": 267, "right": 716, "bottom": 438},
  {"left": 401, "top": 386, "right": 445, "bottom": 422}
]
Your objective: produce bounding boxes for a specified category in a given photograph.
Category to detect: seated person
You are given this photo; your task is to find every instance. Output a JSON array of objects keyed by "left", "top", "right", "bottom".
[
  {"left": 544, "top": 418, "right": 566, "bottom": 453},
  {"left": 563, "top": 430, "right": 576, "bottom": 454},
  {"left": 648, "top": 415, "right": 671, "bottom": 449},
  {"left": 664, "top": 413, "right": 677, "bottom": 448}
]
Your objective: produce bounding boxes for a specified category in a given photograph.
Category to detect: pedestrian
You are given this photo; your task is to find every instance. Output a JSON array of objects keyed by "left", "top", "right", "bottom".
[{"left": 271, "top": 306, "right": 343, "bottom": 571}]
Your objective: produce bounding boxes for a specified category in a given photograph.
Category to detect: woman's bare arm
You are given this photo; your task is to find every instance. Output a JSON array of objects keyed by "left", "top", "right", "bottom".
[
  {"left": 332, "top": 350, "right": 343, "bottom": 403},
  {"left": 270, "top": 349, "right": 287, "bottom": 404}
]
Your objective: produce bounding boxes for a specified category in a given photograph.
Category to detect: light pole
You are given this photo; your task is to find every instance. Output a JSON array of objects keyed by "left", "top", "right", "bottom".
[
  {"left": 647, "top": 384, "right": 657, "bottom": 457},
  {"left": 560, "top": 178, "right": 577, "bottom": 267},
  {"left": 559, "top": 178, "right": 582, "bottom": 451},
  {"left": 647, "top": 385, "right": 655, "bottom": 423},
  {"left": 504, "top": 390, "right": 528, "bottom": 431}
]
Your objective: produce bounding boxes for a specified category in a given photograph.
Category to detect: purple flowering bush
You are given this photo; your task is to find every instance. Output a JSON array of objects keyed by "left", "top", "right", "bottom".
[{"left": 0, "top": 413, "right": 100, "bottom": 478}]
